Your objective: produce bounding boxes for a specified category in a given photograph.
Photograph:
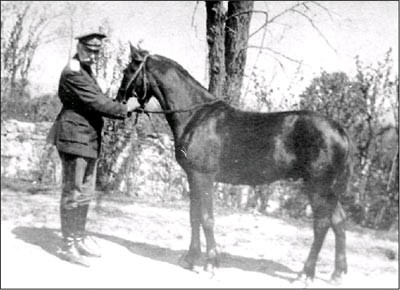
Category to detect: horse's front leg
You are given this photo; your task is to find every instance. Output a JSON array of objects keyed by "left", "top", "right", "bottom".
[
  {"left": 180, "top": 170, "right": 219, "bottom": 273},
  {"left": 178, "top": 171, "right": 202, "bottom": 270},
  {"left": 197, "top": 173, "right": 219, "bottom": 272}
]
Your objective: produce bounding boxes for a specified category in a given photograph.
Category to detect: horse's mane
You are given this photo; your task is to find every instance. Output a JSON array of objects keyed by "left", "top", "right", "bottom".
[{"left": 152, "top": 54, "right": 210, "bottom": 93}]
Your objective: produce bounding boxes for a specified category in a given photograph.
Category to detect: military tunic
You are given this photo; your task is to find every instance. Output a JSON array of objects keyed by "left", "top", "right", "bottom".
[
  {"left": 49, "top": 54, "right": 127, "bottom": 159},
  {"left": 47, "top": 54, "right": 128, "bottom": 210}
]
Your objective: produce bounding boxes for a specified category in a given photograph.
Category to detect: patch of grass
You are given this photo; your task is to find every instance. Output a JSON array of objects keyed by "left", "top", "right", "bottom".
[
  {"left": 1, "top": 176, "right": 59, "bottom": 195},
  {"left": 346, "top": 221, "right": 398, "bottom": 242},
  {"left": 1, "top": 187, "right": 59, "bottom": 228},
  {"left": 93, "top": 204, "right": 128, "bottom": 218},
  {"left": 95, "top": 190, "right": 189, "bottom": 210}
]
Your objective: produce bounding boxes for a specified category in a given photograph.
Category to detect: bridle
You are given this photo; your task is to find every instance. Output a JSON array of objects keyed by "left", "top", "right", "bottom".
[
  {"left": 120, "top": 51, "right": 222, "bottom": 146},
  {"left": 123, "top": 54, "right": 150, "bottom": 107},
  {"left": 123, "top": 54, "right": 222, "bottom": 116}
]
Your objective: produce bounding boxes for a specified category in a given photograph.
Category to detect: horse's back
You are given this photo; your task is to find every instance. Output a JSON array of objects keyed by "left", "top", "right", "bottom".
[
  {"left": 178, "top": 103, "right": 350, "bottom": 187},
  {"left": 218, "top": 107, "right": 350, "bottom": 186}
]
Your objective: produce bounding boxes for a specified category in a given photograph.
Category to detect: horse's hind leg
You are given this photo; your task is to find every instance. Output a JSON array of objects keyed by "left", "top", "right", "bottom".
[
  {"left": 330, "top": 201, "right": 347, "bottom": 283},
  {"left": 330, "top": 163, "right": 350, "bottom": 283},
  {"left": 300, "top": 186, "right": 337, "bottom": 282}
]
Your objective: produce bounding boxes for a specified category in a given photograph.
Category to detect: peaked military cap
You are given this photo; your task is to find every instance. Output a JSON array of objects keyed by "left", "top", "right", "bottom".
[{"left": 75, "top": 32, "right": 107, "bottom": 51}]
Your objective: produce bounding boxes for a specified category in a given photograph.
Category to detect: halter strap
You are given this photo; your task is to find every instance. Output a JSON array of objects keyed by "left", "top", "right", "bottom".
[{"left": 124, "top": 54, "right": 150, "bottom": 101}]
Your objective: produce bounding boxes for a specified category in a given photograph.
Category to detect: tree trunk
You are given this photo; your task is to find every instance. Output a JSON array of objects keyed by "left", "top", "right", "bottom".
[
  {"left": 224, "top": 1, "right": 254, "bottom": 106},
  {"left": 206, "top": 1, "right": 226, "bottom": 98},
  {"left": 205, "top": 1, "right": 253, "bottom": 105}
]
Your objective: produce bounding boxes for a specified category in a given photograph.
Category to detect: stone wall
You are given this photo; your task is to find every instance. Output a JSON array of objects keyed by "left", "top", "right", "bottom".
[
  {"left": 1, "top": 120, "right": 61, "bottom": 183},
  {"left": 0, "top": 119, "right": 188, "bottom": 200},
  {"left": 0, "top": 119, "right": 290, "bottom": 213},
  {"left": 0, "top": 119, "right": 186, "bottom": 196}
]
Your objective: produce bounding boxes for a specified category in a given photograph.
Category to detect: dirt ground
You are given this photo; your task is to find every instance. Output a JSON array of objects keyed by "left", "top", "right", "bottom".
[{"left": 1, "top": 185, "right": 398, "bottom": 288}]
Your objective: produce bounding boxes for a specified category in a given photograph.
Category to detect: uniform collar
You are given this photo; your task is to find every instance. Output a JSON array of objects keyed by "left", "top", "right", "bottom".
[{"left": 73, "top": 53, "right": 94, "bottom": 76}]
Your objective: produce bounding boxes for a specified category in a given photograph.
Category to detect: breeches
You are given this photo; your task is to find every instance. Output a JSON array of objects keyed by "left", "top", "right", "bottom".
[{"left": 59, "top": 151, "right": 98, "bottom": 210}]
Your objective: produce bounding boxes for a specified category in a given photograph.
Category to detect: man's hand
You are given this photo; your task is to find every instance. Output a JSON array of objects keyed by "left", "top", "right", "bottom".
[{"left": 126, "top": 97, "right": 141, "bottom": 112}]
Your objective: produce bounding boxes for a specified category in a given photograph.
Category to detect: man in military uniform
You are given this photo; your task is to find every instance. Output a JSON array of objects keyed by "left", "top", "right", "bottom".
[{"left": 47, "top": 31, "right": 139, "bottom": 266}]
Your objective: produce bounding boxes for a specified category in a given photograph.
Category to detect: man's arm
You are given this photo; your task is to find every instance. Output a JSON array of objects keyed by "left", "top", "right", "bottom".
[{"left": 63, "top": 70, "right": 128, "bottom": 119}]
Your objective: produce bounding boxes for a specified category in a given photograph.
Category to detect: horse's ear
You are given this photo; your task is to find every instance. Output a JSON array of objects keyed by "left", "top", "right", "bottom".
[{"left": 129, "top": 42, "right": 142, "bottom": 61}]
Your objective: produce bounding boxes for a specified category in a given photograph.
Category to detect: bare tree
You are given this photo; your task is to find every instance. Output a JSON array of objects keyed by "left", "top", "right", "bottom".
[
  {"left": 205, "top": 1, "right": 337, "bottom": 106},
  {"left": 206, "top": 1, "right": 227, "bottom": 100},
  {"left": 1, "top": 2, "right": 66, "bottom": 103},
  {"left": 204, "top": 1, "right": 339, "bottom": 208},
  {"left": 206, "top": 1, "right": 254, "bottom": 106}
]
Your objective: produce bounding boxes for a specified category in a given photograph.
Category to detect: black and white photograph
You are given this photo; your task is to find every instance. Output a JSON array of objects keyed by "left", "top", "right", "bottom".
[{"left": 1, "top": 1, "right": 398, "bottom": 288}]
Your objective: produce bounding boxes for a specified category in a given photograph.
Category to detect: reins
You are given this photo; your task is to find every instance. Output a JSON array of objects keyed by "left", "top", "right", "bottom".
[
  {"left": 132, "top": 99, "right": 222, "bottom": 142},
  {"left": 133, "top": 99, "right": 221, "bottom": 115},
  {"left": 124, "top": 53, "right": 222, "bottom": 145}
]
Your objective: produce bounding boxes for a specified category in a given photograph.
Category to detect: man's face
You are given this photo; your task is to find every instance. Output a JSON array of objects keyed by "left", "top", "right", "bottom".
[{"left": 77, "top": 43, "right": 100, "bottom": 65}]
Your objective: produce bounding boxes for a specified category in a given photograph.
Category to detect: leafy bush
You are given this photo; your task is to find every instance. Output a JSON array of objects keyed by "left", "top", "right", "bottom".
[
  {"left": 244, "top": 50, "right": 398, "bottom": 228},
  {"left": 1, "top": 92, "right": 61, "bottom": 123},
  {"left": 299, "top": 50, "right": 398, "bottom": 229}
]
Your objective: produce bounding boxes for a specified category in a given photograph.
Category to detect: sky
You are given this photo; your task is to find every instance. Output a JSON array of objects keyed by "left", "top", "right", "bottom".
[{"left": 28, "top": 1, "right": 398, "bottom": 104}]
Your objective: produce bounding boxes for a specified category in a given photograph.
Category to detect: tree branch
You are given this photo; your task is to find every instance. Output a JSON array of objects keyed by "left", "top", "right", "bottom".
[
  {"left": 311, "top": 1, "right": 334, "bottom": 21},
  {"left": 226, "top": 9, "right": 266, "bottom": 20},
  {"left": 311, "top": 1, "right": 346, "bottom": 22},
  {"left": 243, "top": 13, "right": 270, "bottom": 99},
  {"left": 247, "top": 45, "right": 304, "bottom": 65},
  {"left": 240, "top": 1, "right": 337, "bottom": 48},
  {"left": 191, "top": 1, "right": 200, "bottom": 27},
  {"left": 387, "top": 144, "right": 399, "bottom": 191},
  {"left": 248, "top": 11, "right": 269, "bottom": 39},
  {"left": 292, "top": 8, "right": 338, "bottom": 54},
  {"left": 268, "top": 1, "right": 310, "bottom": 23},
  {"left": 376, "top": 125, "right": 394, "bottom": 138},
  {"left": 223, "top": 10, "right": 270, "bottom": 39}
]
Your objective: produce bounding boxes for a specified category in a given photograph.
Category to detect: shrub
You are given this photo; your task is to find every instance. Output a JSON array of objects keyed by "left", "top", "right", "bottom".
[{"left": 1, "top": 92, "right": 61, "bottom": 123}]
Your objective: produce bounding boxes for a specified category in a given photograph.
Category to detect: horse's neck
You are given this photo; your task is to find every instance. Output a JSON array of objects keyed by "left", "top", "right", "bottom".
[{"left": 151, "top": 68, "right": 215, "bottom": 140}]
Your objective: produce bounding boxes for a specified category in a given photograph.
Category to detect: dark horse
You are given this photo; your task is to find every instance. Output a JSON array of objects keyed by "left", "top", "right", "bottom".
[{"left": 117, "top": 45, "right": 352, "bottom": 284}]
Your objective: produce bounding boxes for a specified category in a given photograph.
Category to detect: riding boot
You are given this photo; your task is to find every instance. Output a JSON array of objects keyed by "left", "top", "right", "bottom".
[
  {"left": 76, "top": 204, "right": 89, "bottom": 237},
  {"left": 59, "top": 206, "right": 90, "bottom": 267},
  {"left": 60, "top": 205, "right": 76, "bottom": 239},
  {"left": 74, "top": 204, "right": 102, "bottom": 258}
]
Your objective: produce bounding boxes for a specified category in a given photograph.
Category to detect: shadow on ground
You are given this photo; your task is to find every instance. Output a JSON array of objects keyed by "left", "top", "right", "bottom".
[
  {"left": 11, "top": 226, "right": 64, "bottom": 260},
  {"left": 12, "top": 226, "right": 297, "bottom": 282}
]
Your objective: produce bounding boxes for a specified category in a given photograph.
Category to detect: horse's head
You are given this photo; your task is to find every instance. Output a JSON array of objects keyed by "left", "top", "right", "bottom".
[{"left": 116, "top": 44, "right": 151, "bottom": 107}]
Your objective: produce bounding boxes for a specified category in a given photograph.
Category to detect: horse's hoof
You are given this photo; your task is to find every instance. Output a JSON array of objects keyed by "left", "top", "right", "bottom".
[
  {"left": 203, "top": 263, "right": 216, "bottom": 278},
  {"left": 204, "top": 262, "right": 216, "bottom": 273},
  {"left": 293, "top": 272, "right": 313, "bottom": 288},
  {"left": 178, "top": 255, "right": 194, "bottom": 270},
  {"left": 329, "top": 274, "right": 343, "bottom": 286}
]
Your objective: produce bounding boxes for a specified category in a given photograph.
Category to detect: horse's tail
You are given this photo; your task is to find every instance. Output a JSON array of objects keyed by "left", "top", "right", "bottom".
[{"left": 333, "top": 129, "right": 353, "bottom": 198}]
